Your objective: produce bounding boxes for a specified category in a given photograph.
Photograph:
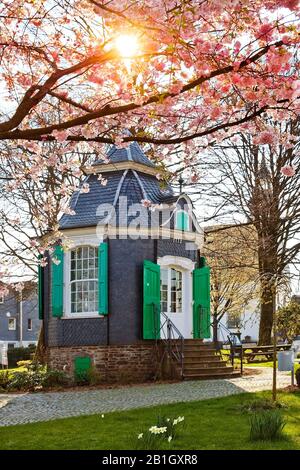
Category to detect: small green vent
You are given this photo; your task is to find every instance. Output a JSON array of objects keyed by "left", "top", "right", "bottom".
[{"left": 74, "top": 356, "right": 92, "bottom": 383}]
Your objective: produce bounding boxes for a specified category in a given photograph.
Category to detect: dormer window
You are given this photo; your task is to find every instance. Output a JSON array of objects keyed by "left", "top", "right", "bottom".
[
  {"left": 70, "top": 246, "right": 98, "bottom": 315},
  {"left": 175, "top": 210, "right": 189, "bottom": 231}
]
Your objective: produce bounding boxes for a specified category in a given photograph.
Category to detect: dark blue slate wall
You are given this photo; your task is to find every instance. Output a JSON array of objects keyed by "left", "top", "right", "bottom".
[
  {"left": 44, "top": 235, "right": 199, "bottom": 347},
  {"left": 43, "top": 254, "right": 108, "bottom": 347},
  {"left": 108, "top": 238, "right": 155, "bottom": 344}
]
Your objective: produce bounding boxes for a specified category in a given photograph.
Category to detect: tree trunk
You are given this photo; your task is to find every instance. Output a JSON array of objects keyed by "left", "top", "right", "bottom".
[{"left": 258, "top": 281, "right": 275, "bottom": 345}]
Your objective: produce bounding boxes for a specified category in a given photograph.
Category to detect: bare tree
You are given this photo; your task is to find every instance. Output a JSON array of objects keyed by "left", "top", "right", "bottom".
[
  {"left": 204, "top": 224, "right": 259, "bottom": 343},
  {"left": 0, "top": 141, "right": 92, "bottom": 277},
  {"left": 186, "top": 117, "right": 300, "bottom": 344}
]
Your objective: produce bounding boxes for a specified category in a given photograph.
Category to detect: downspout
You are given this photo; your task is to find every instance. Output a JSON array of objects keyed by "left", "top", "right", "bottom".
[
  {"left": 106, "top": 236, "right": 110, "bottom": 346},
  {"left": 19, "top": 290, "right": 23, "bottom": 347},
  {"left": 154, "top": 239, "right": 158, "bottom": 263}
]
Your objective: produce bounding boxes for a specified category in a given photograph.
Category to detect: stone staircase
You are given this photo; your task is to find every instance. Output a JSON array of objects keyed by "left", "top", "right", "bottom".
[{"left": 177, "top": 339, "right": 240, "bottom": 380}]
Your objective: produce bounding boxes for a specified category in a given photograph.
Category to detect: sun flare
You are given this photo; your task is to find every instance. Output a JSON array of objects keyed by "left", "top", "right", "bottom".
[{"left": 115, "top": 34, "right": 139, "bottom": 58}]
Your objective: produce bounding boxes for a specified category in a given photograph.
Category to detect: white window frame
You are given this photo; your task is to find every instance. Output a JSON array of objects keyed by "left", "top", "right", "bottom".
[
  {"left": 8, "top": 318, "right": 16, "bottom": 331},
  {"left": 63, "top": 235, "right": 104, "bottom": 319},
  {"left": 158, "top": 255, "right": 195, "bottom": 339},
  {"left": 27, "top": 318, "right": 32, "bottom": 331},
  {"left": 160, "top": 267, "right": 183, "bottom": 315}
]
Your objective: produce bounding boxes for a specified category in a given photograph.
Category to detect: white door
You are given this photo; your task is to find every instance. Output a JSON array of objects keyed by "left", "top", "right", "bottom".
[{"left": 160, "top": 267, "right": 192, "bottom": 338}]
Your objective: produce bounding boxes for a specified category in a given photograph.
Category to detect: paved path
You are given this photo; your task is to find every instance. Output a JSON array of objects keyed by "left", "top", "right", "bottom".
[{"left": 0, "top": 368, "right": 291, "bottom": 427}]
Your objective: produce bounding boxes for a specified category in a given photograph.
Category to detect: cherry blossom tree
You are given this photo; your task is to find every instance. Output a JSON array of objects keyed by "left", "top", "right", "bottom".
[
  {"left": 1, "top": 0, "right": 300, "bottom": 293},
  {"left": 0, "top": 0, "right": 299, "bottom": 149}
]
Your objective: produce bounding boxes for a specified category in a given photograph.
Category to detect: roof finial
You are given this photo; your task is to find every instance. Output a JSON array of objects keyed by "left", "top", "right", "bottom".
[{"left": 178, "top": 174, "right": 184, "bottom": 194}]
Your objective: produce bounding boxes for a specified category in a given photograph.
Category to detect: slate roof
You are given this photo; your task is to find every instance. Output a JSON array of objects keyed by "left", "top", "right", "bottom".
[
  {"left": 59, "top": 170, "right": 177, "bottom": 230},
  {"left": 94, "top": 142, "right": 155, "bottom": 167},
  {"left": 59, "top": 140, "right": 180, "bottom": 230}
]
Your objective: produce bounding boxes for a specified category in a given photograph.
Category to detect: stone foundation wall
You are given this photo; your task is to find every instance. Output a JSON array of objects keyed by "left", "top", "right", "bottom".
[{"left": 46, "top": 342, "right": 157, "bottom": 383}]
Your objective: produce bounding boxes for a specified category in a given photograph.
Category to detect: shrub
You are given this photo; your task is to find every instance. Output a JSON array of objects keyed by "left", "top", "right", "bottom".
[
  {"left": 249, "top": 411, "right": 286, "bottom": 441},
  {"left": 7, "top": 345, "right": 36, "bottom": 368},
  {"left": 7, "top": 363, "right": 46, "bottom": 391},
  {"left": 16, "top": 360, "right": 32, "bottom": 369},
  {"left": 86, "top": 367, "right": 102, "bottom": 385},
  {"left": 1, "top": 362, "right": 69, "bottom": 392},
  {"left": 43, "top": 370, "right": 69, "bottom": 388},
  {"left": 75, "top": 366, "right": 102, "bottom": 386},
  {"left": 295, "top": 368, "right": 300, "bottom": 388},
  {"left": 0, "top": 370, "right": 10, "bottom": 390}
]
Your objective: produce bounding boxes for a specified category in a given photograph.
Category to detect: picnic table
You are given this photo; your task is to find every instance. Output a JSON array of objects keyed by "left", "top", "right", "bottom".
[{"left": 242, "top": 344, "right": 292, "bottom": 362}]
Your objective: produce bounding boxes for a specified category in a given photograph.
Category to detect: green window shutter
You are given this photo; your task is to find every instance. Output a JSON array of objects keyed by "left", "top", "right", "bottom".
[
  {"left": 193, "top": 261, "right": 211, "bottom": 339},
  {"left": 51, "top": 245, "right": 64, "bottom": 318},
  {"left": 176, "top": 210, "right": 189, "bottom": 231},
  {"left": 98, "top": 242, "right": 108, "bottom": 314},
  {"left": 38, "top": 255, "right": 44, "bottom": 320},
  {"left": 143, "top": 260, "right": 160, "bottom": 339}
]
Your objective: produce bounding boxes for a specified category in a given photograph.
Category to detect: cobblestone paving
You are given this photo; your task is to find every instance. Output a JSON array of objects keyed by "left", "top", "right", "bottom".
[{"left": 0, "top": 368, "right": 291, "bottom": 427}]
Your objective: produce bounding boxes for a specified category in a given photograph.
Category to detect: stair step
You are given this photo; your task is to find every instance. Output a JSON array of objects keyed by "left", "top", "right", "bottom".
[
  {"left": 184, "top": 356, "right": 222, "bottom": 364},
  {"left": 160, "top": 339, "right": 239, "bottom": 380},
  {"left": 183, "top": 370, "right": 240, "bottom": 380},
  {"left": 184, "top": 351, "right": 218, "bottom": 361},
  {"left": 183, "top": 339, "right": 206, "bottom": 344},
  {"left": 184, "top": 365, "right": 233, "bottom": 374},
  {"left": 184, "top": 346, "right": 216, "bottom": 352},
  {"left": 184, "top": 361, "right": 228, "bottom": 370}
]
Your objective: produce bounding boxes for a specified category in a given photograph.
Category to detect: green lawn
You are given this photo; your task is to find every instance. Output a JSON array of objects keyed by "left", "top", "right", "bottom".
[
  {"left": 248, "top": 361, "right": 277, "bottom": 368},
  {"left": 0, "top": 391, "right": 299, "bottom": 450}
]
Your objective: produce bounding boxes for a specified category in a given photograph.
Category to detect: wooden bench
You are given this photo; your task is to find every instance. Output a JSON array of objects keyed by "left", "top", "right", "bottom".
[{"left": 242, "top": 344, "right": 291, "bottom": 363}]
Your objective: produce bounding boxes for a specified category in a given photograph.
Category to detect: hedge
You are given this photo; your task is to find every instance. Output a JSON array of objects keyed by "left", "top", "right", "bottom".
[{"left": 7, "top": 345, "right": 36, "bottom": 368}]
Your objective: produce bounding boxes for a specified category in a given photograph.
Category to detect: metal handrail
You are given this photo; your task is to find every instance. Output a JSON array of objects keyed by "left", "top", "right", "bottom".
[
  {"left": 197, "top": 306, "right": 243, "bottom": 375},
  {"left": 215, "top": 321, "right": 243, "bottom": 375},
  {"left": 152, "top": 303, "right": 185, "bottom": 378}
]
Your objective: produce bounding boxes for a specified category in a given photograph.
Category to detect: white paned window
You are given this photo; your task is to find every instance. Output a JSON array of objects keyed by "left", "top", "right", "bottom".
[
  {"left": 70, "top": 246, "right": 98, "bottom": 314},
  {"left": 8, "top": 318, "right": 16, "bottom": 330},
  {"left": 160, "top": 267, "right": 183, "bottom": 314}
]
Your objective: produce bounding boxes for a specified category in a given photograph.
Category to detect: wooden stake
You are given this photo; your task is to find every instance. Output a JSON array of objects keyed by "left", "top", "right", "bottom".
[{"left": 272, "top": 293, "right": 277, "bottom": 402}]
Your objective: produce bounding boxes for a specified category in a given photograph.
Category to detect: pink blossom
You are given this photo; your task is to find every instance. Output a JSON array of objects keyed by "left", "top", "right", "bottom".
[
  {"left": 280, "top": 165, "right": 296, "bottom": 177},
  {"left": 253, "top": 131, "right": 277, "bottom": 145},
  {"left": 0, "top": 286, "right": 9, "bottom": 297},
  {"left": 52, "top": 129, "right": 68, "bottom": 142},
  {"left": 63, "top": 207, "right": 76, "bottom": 215},
  {"left": 40, "top": 257, "right": 48, "bottom": 267},
  {"left": 97, "top": 174, "right": 108, "bottom": 186},
  {"left": 169, "top": 82, "right": 183, "bottom": 94},
  {"left": 141, "top": 199, "right": 152, "bottom": 208},
  {"left": 114, "top": 136, "right": 125, "bottom": 148},
  {"left": 256, "top": 23, "right": 274, "bottom": 41},
  {"left": 80, "top": 183, "right": 90, "bottom": 193}
]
